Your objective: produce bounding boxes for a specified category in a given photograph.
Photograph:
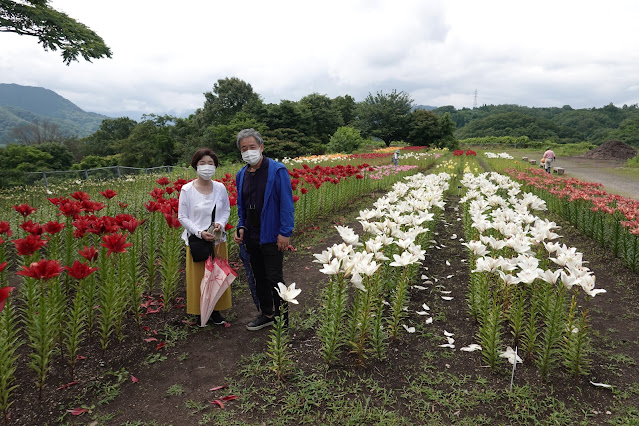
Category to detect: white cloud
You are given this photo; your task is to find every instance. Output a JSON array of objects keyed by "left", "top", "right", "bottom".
[{"left": 2, "top": 0, "right": 639, "bottom": 117}]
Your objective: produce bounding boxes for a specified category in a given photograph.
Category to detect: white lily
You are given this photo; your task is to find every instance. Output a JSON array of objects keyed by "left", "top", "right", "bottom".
[
  {"left": 319, "top": 258, "right": 341, "bottom": 275},
  {"left": 499, "top": 346, "right": 523, "bottom": 365},
  {"left": 275, "top": 282, "right": 301, "bottom": 304}
]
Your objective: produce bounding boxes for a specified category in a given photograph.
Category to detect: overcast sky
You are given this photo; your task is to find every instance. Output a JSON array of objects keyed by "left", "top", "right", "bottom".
[{"left": 2, "top": 0, "right": 639, "bottom": 119}]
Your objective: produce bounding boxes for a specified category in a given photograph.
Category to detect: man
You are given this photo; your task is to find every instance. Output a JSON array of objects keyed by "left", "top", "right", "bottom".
[
  {"left": 543, "top": 147, "right": 556, "bottom": 174},
  {"left": 233, "top": 128, "right": 295, "bottom": 330}
]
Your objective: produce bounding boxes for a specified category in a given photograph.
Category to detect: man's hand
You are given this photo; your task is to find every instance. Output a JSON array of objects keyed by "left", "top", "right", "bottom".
[
  {"left": 234, "top": 227, "right": 244, "bottom": 244},
  {"left": 277, "top": 234, "right": 290, "bottom": 251}
]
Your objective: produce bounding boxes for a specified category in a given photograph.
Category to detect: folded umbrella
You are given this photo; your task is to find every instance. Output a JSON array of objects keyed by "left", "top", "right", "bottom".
[{"left": 200, "top": 243, "right": 238, "bottom": 327}]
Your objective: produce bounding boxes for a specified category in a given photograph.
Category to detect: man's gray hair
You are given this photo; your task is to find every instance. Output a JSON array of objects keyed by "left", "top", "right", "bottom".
[{"left": 236, "top": 128, "right": 264, "bottom": 149}]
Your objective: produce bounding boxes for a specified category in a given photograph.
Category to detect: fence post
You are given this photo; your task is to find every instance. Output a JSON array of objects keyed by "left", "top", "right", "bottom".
[
  {"left": 84, "top": 169, "right": 89, "bottom": 180},
  {"left": 117, "top": 166, "right": 121, "bottom": 178},
  {"left": 42, "top": 171, "right": 49, "bottom": 187}
]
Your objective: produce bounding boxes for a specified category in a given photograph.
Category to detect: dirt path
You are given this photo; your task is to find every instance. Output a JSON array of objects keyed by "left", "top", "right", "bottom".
[{"left": 552, "top": 157, "right": 639, "bottom": 200}]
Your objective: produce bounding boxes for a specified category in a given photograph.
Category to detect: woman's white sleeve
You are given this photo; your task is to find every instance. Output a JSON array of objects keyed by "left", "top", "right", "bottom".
[
  {"left": 178, "top": 189, "right": 199, "bottom": 236},
  {"left": 215, "top": 186, "right": 231, "bottom": 227}
]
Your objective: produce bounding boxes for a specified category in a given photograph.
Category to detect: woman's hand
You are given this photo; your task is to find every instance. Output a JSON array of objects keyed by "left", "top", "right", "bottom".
[{"left": 201, "top": 231, "right": 215, "bottom": 242}]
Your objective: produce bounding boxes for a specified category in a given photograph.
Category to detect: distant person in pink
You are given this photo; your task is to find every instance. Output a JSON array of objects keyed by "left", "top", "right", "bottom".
[{"left": 543, "top": 148, "right": 555, "bottom": 173}]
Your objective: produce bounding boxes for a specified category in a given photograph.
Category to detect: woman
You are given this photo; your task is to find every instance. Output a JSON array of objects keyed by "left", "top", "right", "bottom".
[{"left": 178, "top": 148, "right": 231, "bottom": 324}]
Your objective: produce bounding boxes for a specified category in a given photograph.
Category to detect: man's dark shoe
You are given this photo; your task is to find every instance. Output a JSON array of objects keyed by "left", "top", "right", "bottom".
[
  {"left": 210, "top": 311, "right": 226, "bottom": 325},
  {"left": 246, "top": 314, "right": 274, "bottom": 331}
]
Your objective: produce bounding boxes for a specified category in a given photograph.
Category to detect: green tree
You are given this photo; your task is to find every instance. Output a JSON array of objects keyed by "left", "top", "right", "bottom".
[
  {"left": 206, "top": 113, "right": 268, "bottom": 163},
  {"left": 407, "top": 110, "right": 442, "bottom": 146},
  {"left": 82, "top": 117, "right": 138, "bottom": 157},
  {"left": 116, "top": 115, "right": 175, "bottom": 168},
  {"left": 195, "top": 77, "right": 262, "bottom": 127},
  {"left": 0, "top": 0, "right": 112, "bottom": 64},
  {"left": 356, "top": 90, "right": 413, "bottom": 146},
  {"left": 299, "top": 93, "right": 343, "bottom": 143},
  {"left": 326, "top": 126, "right": 365, "bottom": 153},
  {"left": 0, "top": 143, "right": 53, "bottom": 171},
  {"left": 333, "top": 95, "right": 357, "bottom": 125},
  {"left": 37, "top": 142, "right": 73, "bottom": 169}
]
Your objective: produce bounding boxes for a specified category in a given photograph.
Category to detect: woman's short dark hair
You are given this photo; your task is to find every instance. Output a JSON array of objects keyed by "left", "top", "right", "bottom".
[{"left": 190, "top": 148, "right": 219, "bottom": 169}]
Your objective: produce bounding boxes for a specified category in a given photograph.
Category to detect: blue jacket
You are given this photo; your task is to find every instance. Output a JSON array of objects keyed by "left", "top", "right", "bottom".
[{"left": 236, "top": 158, "right": 295, "bottom": 244}]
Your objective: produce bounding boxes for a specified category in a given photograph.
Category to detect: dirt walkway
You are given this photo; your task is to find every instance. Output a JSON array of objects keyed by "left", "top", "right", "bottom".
[{"left": 552, "top": 157, "right": 639, "bottom": 200}]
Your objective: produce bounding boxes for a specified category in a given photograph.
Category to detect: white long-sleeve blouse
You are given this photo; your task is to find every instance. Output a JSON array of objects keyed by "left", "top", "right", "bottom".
[{"left": 177, "top": 180, "right": 230, "bottom": 245}]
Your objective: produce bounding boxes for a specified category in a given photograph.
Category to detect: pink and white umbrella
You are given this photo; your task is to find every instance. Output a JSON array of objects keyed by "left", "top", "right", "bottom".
[{"left": 200, "top": 256, "right": 237, "bottom": 327}]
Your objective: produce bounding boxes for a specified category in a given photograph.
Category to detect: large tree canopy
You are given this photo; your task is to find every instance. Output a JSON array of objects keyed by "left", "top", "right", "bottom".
[
  {"left": 0, "top": 0, "right": 112, "bottom": 64},
  {"left": 356, "top": 90, "right": 413, "bottom": 146}
]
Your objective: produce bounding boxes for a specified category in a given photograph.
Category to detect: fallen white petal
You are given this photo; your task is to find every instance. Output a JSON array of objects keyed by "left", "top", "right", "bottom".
[
  {"left": 460, "top": 344, "right": 482, "bottom": 352},
  {"left": 589, "top": 381, "right": 613, "bottom": 388},
  {"left": 425, "top": 317, "right": 433, "bottom": 324},
  {"left": 446, "top": 274, "right": 454, "bottom": 279},
  {"left": 450, "top": 234, "right": 457, "bottom": 239},
  {"left": 438, "top": 343, "right": 455, "bottom": 348},
  {"left": 423, "top": 280, "right": 434, "bottom": 285},
  {"left": 422, "top": 303, "right": 430, "bottom": 311},
  {"left": 416, "top": 311, "right": 429, "bottom": 315},
  {"left": 413, "top": 285, "right": 427, "bottom": 290},
  {"left": 403, "top": 324, "right": 416, "bottom": 333},
  {"left": 420, "top": 274, "right": 429, "bottom": 280},
  {"left": 440, "top": 290, "right": 452, "bottom": 294},
  {"left": 444, "top": 330, "right": 454, "bottom": 337},
  {"left": 382, "top": 300, "right": 390, "bottom": 306},
  {"left": 441, "top": 296, "right": 454, "bottom": 301}
]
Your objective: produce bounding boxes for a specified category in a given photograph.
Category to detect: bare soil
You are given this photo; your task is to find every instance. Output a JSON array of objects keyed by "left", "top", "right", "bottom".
[{"left": 8, "top": 173, "right": 639, "bottom": 424}]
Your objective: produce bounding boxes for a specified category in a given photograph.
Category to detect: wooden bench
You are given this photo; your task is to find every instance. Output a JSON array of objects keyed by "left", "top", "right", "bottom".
[
  {"left": 553, "top": 167, "right": 565, "bottom": 175},
  {"left": 529, "top": 159, "right": 536, "bottom": 165},
  {"left": 522, "top": 157, "right": 529, "bottom": 161}
]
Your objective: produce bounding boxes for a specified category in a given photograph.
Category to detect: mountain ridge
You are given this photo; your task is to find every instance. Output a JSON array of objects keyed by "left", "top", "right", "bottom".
[{"left": 0, "top": 83, "right": 110, "bottom": 144}]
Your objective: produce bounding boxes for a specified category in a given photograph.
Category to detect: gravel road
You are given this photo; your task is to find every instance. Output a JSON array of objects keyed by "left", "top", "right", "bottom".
[{"left": 550, "top": 157, "right": 639, "bottom": 200}]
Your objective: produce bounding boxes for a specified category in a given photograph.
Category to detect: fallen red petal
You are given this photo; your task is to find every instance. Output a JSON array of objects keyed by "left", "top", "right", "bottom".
[
  {"left": 131, "top": 375, "right": 139, "bottom": 383},
  {"left": 76, "top": 355, "right": 86, "bottom": 360},
  {"left": 224, "top": 322, "right": 231, "bottom": 328},
  {"left": 220, "top": 395, "right": 238, "bottom": 401},
  {"left": 67, "top": 407, "right": 89, "bottom": 416},
  {"left": 173, "top": 304, "right": 185, "bottom": 309},
  {"left": 156, "top": 342, "right": 166, "bottom": 350},
  {"left": 210, "top": 399, "right": 224, "bottom": 409},
  {"left": 181, "top": 320, "right": 196, "bottom": 325},
  {"left": 57, "top": 381, "right": 79, "bottom": 390},
  {"left": 142, "top": 326, "right": 150, "bottom": 332},
  {"left": 208, "top": 385, "right": 227, "bottom": 391},
  {"left": 143, "top": 337, "right": 158, "bottom": 342}
]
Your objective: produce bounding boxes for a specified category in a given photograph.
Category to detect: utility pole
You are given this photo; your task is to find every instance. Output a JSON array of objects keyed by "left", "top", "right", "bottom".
[{"left": 473, "top": 89, "right": 478, "bottom": 109}]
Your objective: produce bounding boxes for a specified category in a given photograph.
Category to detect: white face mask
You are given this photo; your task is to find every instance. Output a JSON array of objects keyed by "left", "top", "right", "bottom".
[
  {"left": 196, "top": 164, "right": 216, "bottom": 180},
  {"left": 242, "top": 149, "right": 262, "bottom": 166}
]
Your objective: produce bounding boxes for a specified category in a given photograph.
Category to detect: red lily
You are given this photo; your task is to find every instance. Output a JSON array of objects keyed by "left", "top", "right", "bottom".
[
  {"left": 58, "top": 201, "right": 83, "bottom": 218},
  {"left": 99, "top": 189, "right": 118, "bottom": 199},
  {"left": 0, "top": 221, "right": 13, "bottom": 237},
  {"left": 101, "top": 233, "right": 133, "bottom": 256},
  {"left": 0, "top": 262, "right": 7, "bottom": 273},
  {"left": 163, "top": 213, "right": 181, "bottom": 229},
  {"left": 70, "top": 191, "right": 90, "bottom": 201},
  {"left": 78, "top": 245, "right": 99, "bottom": 262},
  {"left": 14, "top": 234, "right": 47, "bottom": 256},
  {"left": 20, "top": 220, "right": 43, "bottom": 236},
  {"left": 16, "top": 259, "right": 64, "bottom": 280},
  {"left": 121, "top": 218, "right": 143, "bottom": 234},
  {"left": 64, "top": 261, "right": 99, "bottom": 280},
  {"left": 118, "top": 202, "right": 129, "bottom": 209},
  {"left": 0, "top": 286, "right": 15, "bottom": 312},
  {"left": 43, "top": 221, "right": 65, "bottom": 234},
  {"left": 13, "top": 203, "right": 36, "bottom": 218},
  {"left": 156, "top": 177, "right": 170, "bottom": 186}
]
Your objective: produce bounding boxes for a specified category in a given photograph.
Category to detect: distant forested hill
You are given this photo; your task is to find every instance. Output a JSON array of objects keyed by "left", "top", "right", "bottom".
[
  {"left": 433, "top": 103, "right": 639, "bottom": 147},
  {"left": 0, "top": 83, "right": 109, "bottom": 144}
]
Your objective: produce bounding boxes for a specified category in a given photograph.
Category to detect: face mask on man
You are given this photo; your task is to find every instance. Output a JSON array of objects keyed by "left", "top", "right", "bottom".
[
  {"left": 242, "top": 149, "right": 262, "bottom": 166},
  {"left": 196, "top": 164, "right": 216, "bottom": 180}
]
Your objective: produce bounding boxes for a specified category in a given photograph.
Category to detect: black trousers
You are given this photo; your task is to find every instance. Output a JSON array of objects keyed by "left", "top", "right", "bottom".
[{"left": 244, "top": 237, "right": 284, "bottom": 317}]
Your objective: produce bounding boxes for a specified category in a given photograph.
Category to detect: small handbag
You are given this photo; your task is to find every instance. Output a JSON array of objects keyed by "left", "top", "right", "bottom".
[{"left": 188, "top": 205, "right": 216, "bottom": 262}]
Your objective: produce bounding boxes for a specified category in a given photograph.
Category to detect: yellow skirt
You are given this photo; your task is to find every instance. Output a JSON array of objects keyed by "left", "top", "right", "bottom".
[{"left": 185, "top": 242, "right": 232, "bottom": 315}]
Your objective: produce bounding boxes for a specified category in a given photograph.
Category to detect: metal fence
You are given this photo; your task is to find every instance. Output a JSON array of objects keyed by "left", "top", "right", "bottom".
[{"left": 22, "top": 165, "right": 175, "bottom": 188}]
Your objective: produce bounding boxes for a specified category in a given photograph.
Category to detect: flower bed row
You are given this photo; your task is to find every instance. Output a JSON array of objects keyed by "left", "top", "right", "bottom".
[
  {"left": 460, "top": 171, "right": 604, "bottom": 376},
  {"left": 313, "top": 172, "right": 452, "bottom": 365}
]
